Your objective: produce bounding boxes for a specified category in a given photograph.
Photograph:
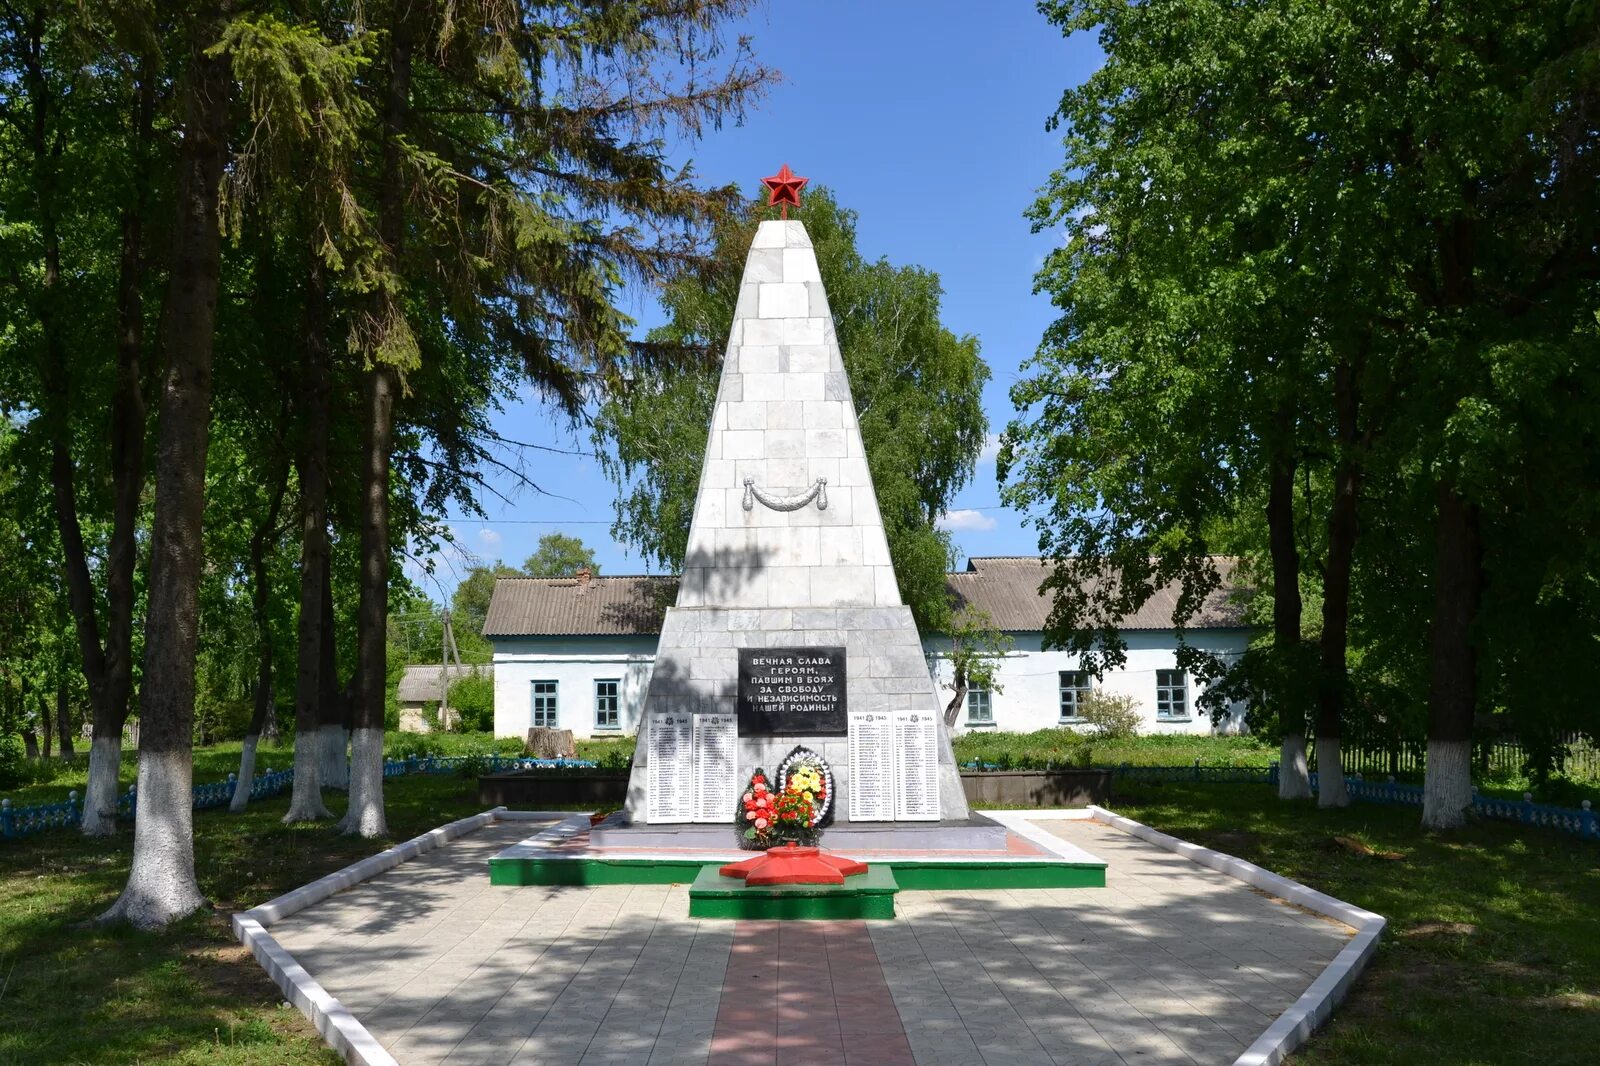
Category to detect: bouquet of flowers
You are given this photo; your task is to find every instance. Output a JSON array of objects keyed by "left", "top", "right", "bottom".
[{"left": 736, "top": 766, "right": 822, "bottom": 849}]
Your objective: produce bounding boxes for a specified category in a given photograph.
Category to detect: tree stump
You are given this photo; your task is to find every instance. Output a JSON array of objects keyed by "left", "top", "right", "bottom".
[{"left": 525, "top": 727, "right": 576, "bottom": 759}]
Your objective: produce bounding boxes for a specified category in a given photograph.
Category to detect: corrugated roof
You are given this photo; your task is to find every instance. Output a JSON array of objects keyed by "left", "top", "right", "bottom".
[
  {"left": 396, "top": 664, "right": 493, "bottom": 702},
  {"left": 482, "top": 575, "right": 678, "bottom": 637},
  {"left": 481, "top": 559, "right": 1249, "bottom": 638},
  {"left": 946, "top": 556, "right": 1248, "bottom": 632}
]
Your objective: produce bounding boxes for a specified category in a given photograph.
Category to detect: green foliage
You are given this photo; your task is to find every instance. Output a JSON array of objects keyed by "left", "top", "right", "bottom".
[
  {"left": 951, "top": 730, "right": 1274, "bottom": 771},
  {"left": 522, "top": 533, "right": 599, "bottom": 578},
  {"left": 592, "top": 186, "right": 989, "bottom": 629},
  {"left": 1012, "top": 0, "right": 1600, "bottom": 768},
  {"left": 1075, "top": 690, "right": 1141, "bottom": 741},
  {"left": 0, "top": 734, "right": 27, "bottom": 790},
  {"left": 446, "top": 672, "right": 495, "bottom": 733},
  {"left": 940, "top": 606, "right": 1013, "bottom": 724}
]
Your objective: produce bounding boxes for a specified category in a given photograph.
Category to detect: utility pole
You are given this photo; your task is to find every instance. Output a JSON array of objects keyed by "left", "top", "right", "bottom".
[
  {"left": 439, "top": 610, "right": 465, "bottom": 730},
  {"left": 440, "top": 610, "right": 452, "bottom": 730}
]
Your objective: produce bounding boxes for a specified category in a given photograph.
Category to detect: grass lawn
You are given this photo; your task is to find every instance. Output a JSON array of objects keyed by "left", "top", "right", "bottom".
[
  {"left": 0, "top": 772, "right": 488, "bottom": 1065},
  {"left": 1112, "top": 780, "right": 1600, "bottom": 1065}
]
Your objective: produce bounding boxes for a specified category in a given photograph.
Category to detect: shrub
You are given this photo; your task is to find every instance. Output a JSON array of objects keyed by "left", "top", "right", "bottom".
[
  {"left": 0, "top": 735, "right": 26, "bottom": 789},
  {"left": 447, "top": 673, "right": 495, "bottom": 732},
  {"left": 1077, "top": 690, "right": 1142, "bottom": 740}
]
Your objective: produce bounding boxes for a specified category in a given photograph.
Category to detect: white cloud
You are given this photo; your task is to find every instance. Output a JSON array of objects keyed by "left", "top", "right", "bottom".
[
  {"left": 937, "top": 509, "right": 997, "bottom": 532},
  {"left": 978, "top": 433, "right": 1003, "bottom": 464},
  {"left": 477, "top": 527, "right": 503, "bottom": 548}
]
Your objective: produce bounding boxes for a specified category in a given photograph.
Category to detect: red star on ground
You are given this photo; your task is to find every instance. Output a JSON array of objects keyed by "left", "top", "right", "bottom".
[{"left": 761, "top": 163, "right": 808, "bottom": 218}]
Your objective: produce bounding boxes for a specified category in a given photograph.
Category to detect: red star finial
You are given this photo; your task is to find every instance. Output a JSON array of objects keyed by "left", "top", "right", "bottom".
[{"left": 761, "top": 163, "right": 808, "bottom": 219}]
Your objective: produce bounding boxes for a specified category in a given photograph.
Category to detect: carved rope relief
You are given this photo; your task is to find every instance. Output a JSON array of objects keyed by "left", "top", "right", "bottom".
[{"left": 742, "top": 477, "right": 829, "bottom": 512}]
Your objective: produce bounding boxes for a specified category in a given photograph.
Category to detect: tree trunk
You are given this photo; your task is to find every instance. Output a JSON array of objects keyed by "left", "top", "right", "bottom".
[
  {"left": 38, "top": 689, "right": 51, "bottom": 759},
  {"left": 284, "top": 258, "right": 333, "bottom": 823},
  {"left": 1280, "top": 735, "right": 1310, "bottom": 799},
  {"left": 343, "top": 20, "right": 413, "bottom": 839},
  {"left": 344, "top": 365, "right": 396, "bottom": 838},
  {"left": 943, "top": 659, "right": 966, "bottom": 729},
  {"left": 230, "top": 732, "right": 259, "bottom": 812},
  {"left": 99, "top": 18, "right": 230, "bottom": 928},
  {"left": 319, "top": 550, "right": 348, "bottom": 791},
  {"left": 1267, "top": 408, "right": 1310, "bottom": 800},
  {"left": 1316, "top": 358, "right": 1363, "bottom": 810},
  {"left": 23, "top": 731, "right": 39, "bottom": 759},
  {"left": 25, "top": 10, "right": 144, "bottom": 832},
  {"left": 232, "top": 464, "right": 287, "bottom": 812},
  {"left": 55, "top": 678, "right": 75, "bottom": 759},
  {"left": 1422, "top": 481, "right": 1481, "bottom": 829}
]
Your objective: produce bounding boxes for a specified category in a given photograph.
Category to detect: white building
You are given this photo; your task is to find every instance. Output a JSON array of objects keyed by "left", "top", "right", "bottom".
[{"left": 484, "top": 558, "right": 1253, "bottom": 740}]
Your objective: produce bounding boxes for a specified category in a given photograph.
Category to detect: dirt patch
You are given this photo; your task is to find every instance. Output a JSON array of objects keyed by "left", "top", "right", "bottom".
[
  {"left": 1399, "top": 921, "right": 1477, "bottom": 938},
  {"left": 1534, "top": 992, "right": 1600, "bottom": 1011},
  {"left": 183, "top": 936, "right": 279, "bottom": 1004},
  {"left": 1327, "top": 835, "right": 1406, "bottom": 861},
  {"left": 1204, "top": 830, "right": 1262, "bottom": 853}
]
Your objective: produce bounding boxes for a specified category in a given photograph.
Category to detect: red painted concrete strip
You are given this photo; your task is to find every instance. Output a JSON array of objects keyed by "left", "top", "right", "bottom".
[{"left": 709, "top": 920, "right": 914, "bottom": 1066}]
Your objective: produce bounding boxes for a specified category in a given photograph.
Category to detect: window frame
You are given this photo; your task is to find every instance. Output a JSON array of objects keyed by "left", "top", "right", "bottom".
[
  {"left": 1058, "top": 670, "right": 1092, "bottom": 722},
  {"left": 1155, "top": 669, "right": 1189, "bottom": 720},
  {"left": 531, "top": 679, "right": 559, "bottom": 729},
  {"left": 966, "top": 685, "right": 994, "bottom": 725},
  {"left": 593, "top": 678, "right": 620, "bottom": 731}
]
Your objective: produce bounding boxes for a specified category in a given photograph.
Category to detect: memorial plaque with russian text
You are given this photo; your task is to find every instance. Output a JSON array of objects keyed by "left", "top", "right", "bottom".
[
  {"left": 848, "top": 711, "right": 895, "bottom": 821},
  {"left": 647, "top": 712, "right": 695, "bottom": 823},
  {"left": 737, "top": 647, "right": 847, "bottom": 735}
]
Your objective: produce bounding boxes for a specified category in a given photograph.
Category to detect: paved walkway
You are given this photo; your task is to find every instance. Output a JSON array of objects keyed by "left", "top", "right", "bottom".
[{"left": 267, "top": 819, "right": 1353, "bottom": 1066}]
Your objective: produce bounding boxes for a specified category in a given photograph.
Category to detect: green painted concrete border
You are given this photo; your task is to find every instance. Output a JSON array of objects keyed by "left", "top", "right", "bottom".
[
  {"left": 487, "top": 857, "right": 703, "bottom": 886},
  {"left": 687, "top": 865, "right": 898, "bottom": 920},
  {"left": 889, "top": 861, "right": 1104, "bottom": 890},
  {"left": 488, "top": 855, "right": 1105, "bottom": 890}
]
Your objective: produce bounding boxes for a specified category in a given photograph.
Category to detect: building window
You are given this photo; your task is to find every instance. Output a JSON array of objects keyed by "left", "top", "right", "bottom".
[
  {"left": 1059, "top": 671, "right": 1092, "bottom": 720},
  {"left": 1156, "top": 669, "right": 1188, "bottom": 719},
  {"left": 532, "top": 680, "right": 559, "bottom": 728},
  {"left": 967, "top": 686, "right": 993, "bottom": 724},
  {"left": 594, "top": 679, "right": 620, "bottom": 730}
]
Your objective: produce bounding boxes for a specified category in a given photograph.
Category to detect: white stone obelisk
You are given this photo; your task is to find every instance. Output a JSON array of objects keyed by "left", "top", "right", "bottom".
[{"left": 623, "top": 219, "right": 969, "bottom": 825}]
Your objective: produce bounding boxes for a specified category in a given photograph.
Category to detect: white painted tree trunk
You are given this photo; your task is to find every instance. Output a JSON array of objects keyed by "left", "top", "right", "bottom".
[
  {"left": 1315, "top": 736, "right": 1350, "bottom": 807},
  {"left": 1422, "top": 738, "right": 1473, "bottom": 829},
  {"left": 229, "top": 734, "right": 258, "bottom": 812},
  {"left": 1278, "top": 734, "right": 1312, "bottom": 799},
  {"left": 339, "top": 726, "right": 387, "bottom": 838},
  {"left": 282, "top": 730, "right": 330, "bottom": 822},
  {"left": 318, "top": 725, "right": 348, "bottom": 791},
  {"left": 98, "top": 750, "right": 207, "bottom": 929},
  {"left": 80, "top": 734, "right": 122, "bottom": 836}
]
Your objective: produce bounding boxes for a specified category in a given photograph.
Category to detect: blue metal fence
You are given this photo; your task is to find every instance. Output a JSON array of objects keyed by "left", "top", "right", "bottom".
[
  {"left": 0, "top": 754, "right": 595, "bottom": 841},
  {"left": 1299, "top": 768, "right": 1600, "bottom": 841},
  {"left": 959, "top": 760, "right": 1277, "bottom": 784}
]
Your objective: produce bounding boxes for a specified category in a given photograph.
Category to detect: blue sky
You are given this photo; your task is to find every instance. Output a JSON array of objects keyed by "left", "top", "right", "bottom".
[{"left": 412, "top": 2, "right": 1101, "bottom": 601}]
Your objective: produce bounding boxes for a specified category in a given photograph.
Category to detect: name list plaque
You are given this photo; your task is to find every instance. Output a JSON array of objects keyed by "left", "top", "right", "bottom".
[
  {"left": 646, "top": 712, "right": 695, "bottom": 823},
  {"left": 737, "top": 646, "right": 847, "bottom": 735},
  {"left": 692, "top": 713, "right": 739, "bottom": 823},
  {"left": 892, "top": 710, "right": 941, "bottom": 821},
  {"left": 847, "top": 711, "right": 895, "bottom": 821}
]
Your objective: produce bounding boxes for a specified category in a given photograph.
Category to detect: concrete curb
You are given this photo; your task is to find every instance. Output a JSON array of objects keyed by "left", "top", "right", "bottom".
[
  {"left": 1082, "top": 805, "right": 1386, "bottom": 1066},
  {"left": 232, "top": 806, "right": 577, "bottom": 1065}
]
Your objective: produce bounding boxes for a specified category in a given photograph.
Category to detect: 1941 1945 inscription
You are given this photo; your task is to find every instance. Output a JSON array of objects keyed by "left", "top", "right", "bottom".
[{"left": 737, "top": 646, "right": 847, "bottom": 735}]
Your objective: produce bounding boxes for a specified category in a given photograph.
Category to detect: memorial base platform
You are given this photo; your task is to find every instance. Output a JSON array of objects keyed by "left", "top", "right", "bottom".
[
  {"left": 687, "top": 864, "right": 899, "bottom": 920},
  {"left": 589, "top": 813, "right": 1007, "bottom": 852},
  {"left": 487, "top": 811, "right": 1107, "bottom": 891}
]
